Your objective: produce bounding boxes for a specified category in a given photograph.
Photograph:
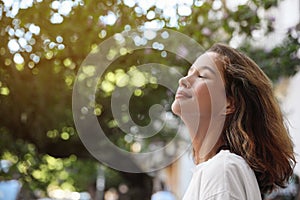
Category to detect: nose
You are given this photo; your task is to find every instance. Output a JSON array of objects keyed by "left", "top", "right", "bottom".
[{"left": 179, "top": 76, "right": 191, "bottom": 88}]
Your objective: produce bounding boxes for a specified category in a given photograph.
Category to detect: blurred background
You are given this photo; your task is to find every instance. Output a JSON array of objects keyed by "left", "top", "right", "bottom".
[{"left": 0, "top": 0, "right": 299, "bottom": 199}]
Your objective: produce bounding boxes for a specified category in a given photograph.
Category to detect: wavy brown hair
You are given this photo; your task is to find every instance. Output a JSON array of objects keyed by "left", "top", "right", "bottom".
[{"left": 208, "top": 43, "right": 295, "bottom": 194}]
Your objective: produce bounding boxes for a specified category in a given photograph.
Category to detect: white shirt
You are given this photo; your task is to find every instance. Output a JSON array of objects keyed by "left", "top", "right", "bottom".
[{"left": 182, "top": 150, "right": 262, "bottom": 200}]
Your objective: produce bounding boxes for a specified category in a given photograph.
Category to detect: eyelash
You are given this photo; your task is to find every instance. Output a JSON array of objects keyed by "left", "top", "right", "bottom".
[{"left": 187, "top": 70, "right": 206, "bottom": 78}]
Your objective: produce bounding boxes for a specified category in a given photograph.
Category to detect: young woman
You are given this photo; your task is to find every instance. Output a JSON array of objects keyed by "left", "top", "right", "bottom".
[{"left": 172, "top": 43, "right": 295, "bottom": 200}]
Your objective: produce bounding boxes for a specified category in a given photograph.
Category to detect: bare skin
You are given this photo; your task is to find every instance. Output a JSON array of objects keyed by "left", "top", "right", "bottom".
[{"left": 172, "top": 52, "right": 234, "bottom": 164}]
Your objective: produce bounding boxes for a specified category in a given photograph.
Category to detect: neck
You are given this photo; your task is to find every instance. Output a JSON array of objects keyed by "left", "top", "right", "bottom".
[
  {"left": 183, "top": 115, "right": 225, "bottom": 165},
  {"left": 194, "top": 137, "right": 224, "bottom": 164}
]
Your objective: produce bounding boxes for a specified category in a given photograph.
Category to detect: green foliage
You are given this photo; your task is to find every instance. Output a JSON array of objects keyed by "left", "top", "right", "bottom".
[
  {"left": 0, "top": 129, "right": 97, "bottom": 198},
  {"left": 241, "top": 29, "right": 300, "bottom": 81}
]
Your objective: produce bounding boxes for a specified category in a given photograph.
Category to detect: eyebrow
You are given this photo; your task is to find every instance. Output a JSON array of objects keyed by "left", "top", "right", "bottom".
[{"left": 190, "top": 66, "right": 217, "bottom": 75}]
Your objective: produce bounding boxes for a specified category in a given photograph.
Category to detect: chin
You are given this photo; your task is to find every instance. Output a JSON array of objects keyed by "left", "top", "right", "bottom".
[{"left": 171, "top": 100, "right": 181, "bottom": 116}]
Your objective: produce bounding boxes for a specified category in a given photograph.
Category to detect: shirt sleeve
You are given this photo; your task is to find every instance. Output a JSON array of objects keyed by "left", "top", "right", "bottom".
[{"left": 182, "top": 151, "right": 262, "bottom": 200}]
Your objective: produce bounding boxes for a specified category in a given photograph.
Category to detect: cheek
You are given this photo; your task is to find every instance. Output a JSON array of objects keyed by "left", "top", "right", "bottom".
[
  {"left": 194, "top": 82, "right": 226, "bottom": 115},
  {"left": 194, "top": 84, "right": 212, "bottom": 108},
  {"left": 203, "top": 82, "right": 226, "bottom": 114}
]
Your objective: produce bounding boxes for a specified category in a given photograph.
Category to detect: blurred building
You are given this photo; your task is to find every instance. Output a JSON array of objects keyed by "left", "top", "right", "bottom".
[{"left": 282, "top": 71, "right": 300, "bottom": 176}]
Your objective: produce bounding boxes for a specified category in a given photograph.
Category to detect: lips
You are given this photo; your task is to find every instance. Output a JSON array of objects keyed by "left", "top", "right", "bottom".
[{"left": 175, "top": 90, "right": 192, "bottom": 99}]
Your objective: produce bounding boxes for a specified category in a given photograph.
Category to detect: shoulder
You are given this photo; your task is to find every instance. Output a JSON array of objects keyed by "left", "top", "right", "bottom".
[
  {"left": 203, "top": 150, "right": 257, "bottom": 184},
  {"left": 191, "top": 150, "right": 261, "bottom": 199},
  {"left": 198, "top": 150, "right": 251, "bottom": 177}
]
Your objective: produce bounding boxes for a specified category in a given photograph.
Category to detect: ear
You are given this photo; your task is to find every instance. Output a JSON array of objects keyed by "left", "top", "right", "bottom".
[{"left": 225, "top": 96, "right": 235, "bottom": 115}]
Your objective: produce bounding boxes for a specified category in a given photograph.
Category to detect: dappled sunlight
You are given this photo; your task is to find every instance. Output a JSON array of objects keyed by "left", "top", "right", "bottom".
[{"left": 0, "top": 0, "right": 299, "bottom": 199}]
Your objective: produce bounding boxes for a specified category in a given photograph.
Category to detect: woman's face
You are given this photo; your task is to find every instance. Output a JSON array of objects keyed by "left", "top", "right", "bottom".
[{"left": 171, "top": 52, "right": 226, "bottom": 120}]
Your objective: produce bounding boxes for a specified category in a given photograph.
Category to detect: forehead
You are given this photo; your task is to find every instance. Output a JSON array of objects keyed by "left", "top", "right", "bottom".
[{"left": 192, "top": 52, "right": 224, "bottom": 72}]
